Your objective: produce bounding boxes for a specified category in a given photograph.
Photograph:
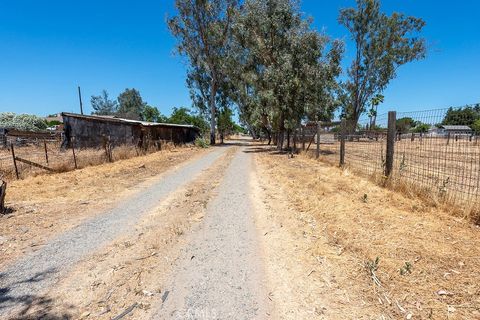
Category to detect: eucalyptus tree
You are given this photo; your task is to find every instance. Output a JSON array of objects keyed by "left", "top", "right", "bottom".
[
  {"left": 228, "top": 0, "right": 343, "bottom": 149},
  {"left": 168, "top": 0, "right": 238, "bottom": 145},
  {"left": 339, "top": 0, "right": 426, "bottom": 128},
  {"left": 117, "top": 88, "right": 146, "bottom": 120},
  {"left": 91, "top": 90, "right": 118, "bottom": 115}
]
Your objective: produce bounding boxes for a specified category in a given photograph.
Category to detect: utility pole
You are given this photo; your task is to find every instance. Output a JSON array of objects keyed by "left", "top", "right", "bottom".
[{"left": 78, "top": 86, "right": 84, "bottom": 115}]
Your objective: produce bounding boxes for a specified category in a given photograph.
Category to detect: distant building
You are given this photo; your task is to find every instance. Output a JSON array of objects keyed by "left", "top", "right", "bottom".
[
  {"left": 438, "top": 125, "right": 472, "bottom": 135},
  {"left": 45, "top": 113, "right": 63, "bottom": 124},
  {"left": 62, "top": 113, "right": 200, "bottom": 148}
]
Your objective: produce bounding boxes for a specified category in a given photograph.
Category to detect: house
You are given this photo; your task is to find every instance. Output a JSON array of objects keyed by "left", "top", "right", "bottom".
[
  {"left": 61, "top": 112, "right": 200, "bottom": 148},
  {"left": 438, "top": 125, "right": 472, "bottom": 135}
]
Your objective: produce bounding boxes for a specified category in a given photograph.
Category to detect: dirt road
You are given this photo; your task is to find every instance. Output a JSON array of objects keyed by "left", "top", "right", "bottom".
[
  {"left": 1, "top": 141, "right": 478, "bottom": 319},
  {"left": 0, "top": 146, "right": 229, "bottom": 318},
  {"left": 154, "top": 146, "right": 270, "bottom": 319}
]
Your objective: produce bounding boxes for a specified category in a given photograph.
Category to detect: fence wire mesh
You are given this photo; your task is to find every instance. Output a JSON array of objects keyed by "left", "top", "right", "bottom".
[
  {"left": 0, "top": 138, "right": 175, "bottom": 180},
  {"left": 296, "top": 104, "right": 480, "bottom": 209}
]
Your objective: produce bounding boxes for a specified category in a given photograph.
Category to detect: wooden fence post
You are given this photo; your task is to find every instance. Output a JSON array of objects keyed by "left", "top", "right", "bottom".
[
  {"left": 71, "top": 137, "right": 78, "bottom": 169},
  {"left": 0, "top": 180, "right": 6, "bottom": 213},
  {"left": 385, "top": 111, "right": 396, "bottom": 177},
  {"left": 340, "top": 118, "right": 346, "bottom": 167},
  {"left": 44, "top": 140, "right": 49, "bottom": 165},
  {"left": 316, "top": 121, "right": 321, "bottom": 159},
  {"left": 10, "top": 144, "right": 19, "bottom": 179}
]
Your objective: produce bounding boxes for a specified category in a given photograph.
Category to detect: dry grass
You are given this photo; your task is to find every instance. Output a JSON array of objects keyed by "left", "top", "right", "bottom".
[
  {"left": 300, "top": 137, "right": 480, "bottom": 224},
  {"left": 254, "top": 146, "right": 480, "bottom": 319},
  {"left": 0, "top": 141, "right": 179, "bottom": 181},
  {"left": 0, "top": 145, "right": 210, "bottom": 268}
]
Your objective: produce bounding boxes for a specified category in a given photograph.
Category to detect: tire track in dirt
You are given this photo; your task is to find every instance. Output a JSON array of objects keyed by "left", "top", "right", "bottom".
[
  {"left": 0, "top": 146, "right": 229, "bottom": 318},
  {"left": 153, "top": 146, "right": 270, "bottom": 320}
]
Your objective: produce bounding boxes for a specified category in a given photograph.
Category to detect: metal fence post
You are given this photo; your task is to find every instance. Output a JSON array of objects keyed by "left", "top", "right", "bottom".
[
  {"left": 385, "top": 111, "right": 396, "bottom": 177},
  {"left": 340, "top": 118, "right": 346, "bottom": 166},
  {"left": 316, "top": 121, "right": 321, "bottom": 159}
]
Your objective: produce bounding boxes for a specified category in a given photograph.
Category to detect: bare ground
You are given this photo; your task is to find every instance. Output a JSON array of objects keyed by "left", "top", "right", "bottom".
[
  {"left": 5, "top": 147, "right": 239, "bottom": 320},
  {"left": 0, "top": 146, "right": 209, "bottom": 269}
]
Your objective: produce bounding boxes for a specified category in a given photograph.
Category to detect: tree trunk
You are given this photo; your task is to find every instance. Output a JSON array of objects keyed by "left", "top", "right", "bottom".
[
  {"left": 277, "top": 113, "right": 286, "bottom": 151},
  {"left": 209, "top": 79, "right": 217, "bottom": 145},
  {"left": 286, "top": 130, "right": 290, "bottom": 150}
]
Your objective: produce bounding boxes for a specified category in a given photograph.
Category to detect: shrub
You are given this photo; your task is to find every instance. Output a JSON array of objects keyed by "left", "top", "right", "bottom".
[{"left": 194, "top": 137, "right": 210, "bottom": 148}]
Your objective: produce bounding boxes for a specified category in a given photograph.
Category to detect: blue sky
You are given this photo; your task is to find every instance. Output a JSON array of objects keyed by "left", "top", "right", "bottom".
[{"left": 1, "top": 0, "right": 479, "bottom": 117}]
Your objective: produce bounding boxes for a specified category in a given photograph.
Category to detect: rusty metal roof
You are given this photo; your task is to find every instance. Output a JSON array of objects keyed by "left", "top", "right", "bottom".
[{"left": 61, "top": 112, "right": 200, "bottom": 131}]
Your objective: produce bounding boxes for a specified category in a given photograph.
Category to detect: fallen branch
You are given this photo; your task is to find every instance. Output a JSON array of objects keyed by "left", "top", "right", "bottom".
[{"left": 112, "top": 302, "right": 138, "bottom": 320}]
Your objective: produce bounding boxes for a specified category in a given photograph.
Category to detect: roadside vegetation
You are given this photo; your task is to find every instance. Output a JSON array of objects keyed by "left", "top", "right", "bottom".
[{"left": 168, "top": 0, "right": 426, "bottom": 146}]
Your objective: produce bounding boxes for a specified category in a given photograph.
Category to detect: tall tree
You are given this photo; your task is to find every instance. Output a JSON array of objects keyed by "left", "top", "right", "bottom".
[
  {"left": 217, "top": 106, "right": 235, "bottom": 143},
  {"left": 168, "top": 0, "right": 237, "bottom": 145},
  {"left": 142, "top": 105, "right": 162, "bottom": 122},
  {"left": 227, "top": 0, "right": 343, "bottom": 149},
  {"left": 117, "top": 88, "right": 146, "bottom": 120},
  {"left": 339, "top": 0, "right": 426, "bottom": 128},
  {"left": 169, "top": 107, "right": 210, "bottom": 133},
  {"left": 90, "top": 90, "right": 118, "bottom": 115}
]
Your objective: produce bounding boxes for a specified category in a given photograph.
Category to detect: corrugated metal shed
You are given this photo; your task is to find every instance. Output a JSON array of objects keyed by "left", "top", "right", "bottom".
[{"left": 62, "top": 112, "right": 200, "bottom": 148}]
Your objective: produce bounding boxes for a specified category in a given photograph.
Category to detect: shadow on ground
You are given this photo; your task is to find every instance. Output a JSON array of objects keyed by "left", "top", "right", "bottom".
[{"left": 0, "top": 270, "right": 74, "bottom": 320}]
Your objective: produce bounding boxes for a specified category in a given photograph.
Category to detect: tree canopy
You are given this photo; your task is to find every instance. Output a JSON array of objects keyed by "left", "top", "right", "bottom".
[
  {"left": 91, "top": 90, "right": 118, "bottom": 116},
  {"left": 442, "top": 105, "right": 480, "bottom": 126},
  {"left": 339, "top": 0, "right": 426, "bottom": 128},
  {"left": 168, "top": 0, "right": 237, "bottom": 144},
  {"left": 117, "top": 88, "right": 146, "bottom": 120}
]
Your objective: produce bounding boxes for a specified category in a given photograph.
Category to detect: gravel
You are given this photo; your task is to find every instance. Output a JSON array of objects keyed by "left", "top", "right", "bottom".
[
  {"left": 154, "top": 147, "right": 270, "bottom": 320},
  {"left": 0, "top": 147, "right": 227, "bottom": 317}
]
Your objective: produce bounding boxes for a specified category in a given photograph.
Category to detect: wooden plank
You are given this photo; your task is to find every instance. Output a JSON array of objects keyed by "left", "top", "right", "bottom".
[{"left": 14, "top": 156, "right": 56, "bottom": 172}]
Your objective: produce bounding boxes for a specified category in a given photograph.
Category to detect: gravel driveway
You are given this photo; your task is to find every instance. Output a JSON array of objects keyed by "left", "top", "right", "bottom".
[
  {"left": 0, "top": 147, "right": 227, "bottom": 318},
  {"left": 154, "top": 147, "right": 270, "bottom": 320}
]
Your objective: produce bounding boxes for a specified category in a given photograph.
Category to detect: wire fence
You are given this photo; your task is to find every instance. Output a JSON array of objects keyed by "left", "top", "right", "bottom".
[
  {"left": 289, "top": 104, "right": 480, "bottom": 211},
  {"left": 0, "top": 137, "right": 177, "bottom": 181}
]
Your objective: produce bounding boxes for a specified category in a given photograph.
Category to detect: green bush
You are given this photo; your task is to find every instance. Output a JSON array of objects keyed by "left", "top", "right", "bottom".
[
  {"left": 194, "top": 137, "right": 210, "bottom": 148},
  {"left": 0, "top": 113, "right": 47, "bottom": 131}
]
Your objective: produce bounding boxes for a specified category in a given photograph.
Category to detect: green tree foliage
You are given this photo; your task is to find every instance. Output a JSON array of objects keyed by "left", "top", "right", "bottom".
[
  {"left": 0, "top": 113, "right": 47, "bottom": 131},
  {"left": 339, "top": 0, "right": 426, "bottom": 127},
  {"left": 168, "top": 107, "right": 210, "bottom": 134},
  {"left": 226, "top": 0, "right": 343, "bottom": 149},
  {"left": 442, "top": 105, "right": 480, "bottom": 126},
  {"left": 142, "top": 105, "right": 162, "bottom": 122},
  {"left": 91, "top": 90, "right": 118, "bottom": 115},
  {"left": 396, "top": 117, "right": 416, "bottom": 133},
  {"left": 472, "top": 119, "right": 480, "bottom": 133},
  {"left": 168, "top": 0, "right": 237, "bottom": 145},
  {"left": 217, "top": 107, "right": 235, "bottom": 143},
  {"left": 368, "top": 94, "right": 384, "bottom": 128},
  {"left": 117, "top": 88, "right": 146, "bottom": 120},
  {"left": 46, "top": 120, "right": 62, "bottom": 127},
  {"left": 413, "top": 122, "right": 430, "bottom": 133}
]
